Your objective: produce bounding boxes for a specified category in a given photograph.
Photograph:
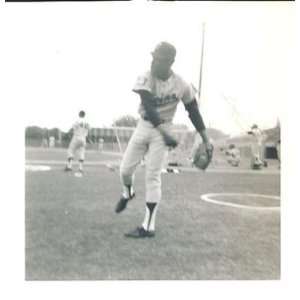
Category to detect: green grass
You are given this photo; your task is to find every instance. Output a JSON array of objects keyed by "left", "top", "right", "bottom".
[{"left": 25, "top": 148, "right": 280, "bottom": 280}]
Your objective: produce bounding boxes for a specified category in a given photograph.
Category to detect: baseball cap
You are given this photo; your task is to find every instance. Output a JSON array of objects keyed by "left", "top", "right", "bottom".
[
  {"left": 152, "top": 42, "right": 176, "bottom": 60},
  {"left": 79, "top": 110, "right": 86, "bottom": 118}
]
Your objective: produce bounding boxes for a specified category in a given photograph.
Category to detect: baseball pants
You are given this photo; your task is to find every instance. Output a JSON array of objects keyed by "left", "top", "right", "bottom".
[
  {"left": 120, "top": 119, "right": 169, "bottom": 203},
  {"left": 67, "top": 137, "right": 86, "bottom": 160}
]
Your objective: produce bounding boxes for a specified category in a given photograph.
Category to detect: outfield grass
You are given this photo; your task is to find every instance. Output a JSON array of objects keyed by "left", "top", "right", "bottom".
[{"left": 25, "top": 148, "right": 280, "bottom": 280}]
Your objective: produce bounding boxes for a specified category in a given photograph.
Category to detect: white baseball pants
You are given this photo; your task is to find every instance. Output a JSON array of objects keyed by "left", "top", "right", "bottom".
[
  {"left": 67, "top": 137, "right": 86, "bottom": 160},
  {"left": 120, "top": 119, "right": 169, "bottom": 203}
]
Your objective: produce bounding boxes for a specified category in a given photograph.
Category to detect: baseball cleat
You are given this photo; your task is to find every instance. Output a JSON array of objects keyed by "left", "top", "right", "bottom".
[
  {"left": 124, "top": 226, "right": 155, "bottom": 238},
  {"left": 74, "top": 170, "right": 83, "bottom": 177},
  {"left": 115, "top": 192, "right": 135, "bottom": 213},
  {"left": 64, "top": 166, "right": 72, "bottom": 172}
]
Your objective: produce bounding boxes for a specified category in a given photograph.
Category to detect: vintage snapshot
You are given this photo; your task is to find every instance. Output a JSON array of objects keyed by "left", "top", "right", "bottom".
[{"left": 22, "top": 2, "right": 294, "bottom": 281}]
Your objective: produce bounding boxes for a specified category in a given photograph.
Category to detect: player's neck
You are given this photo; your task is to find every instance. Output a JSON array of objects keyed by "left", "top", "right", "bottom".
[{"left": 156, "top": 70, "right": 173, "bottom": 81}]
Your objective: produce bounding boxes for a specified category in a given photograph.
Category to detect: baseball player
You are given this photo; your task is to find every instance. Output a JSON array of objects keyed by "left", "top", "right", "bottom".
[
  {"left": 226, "top": 144, "right": 240, "bottom": 167},
  {"left": 64, "top": 110, "right": 90, "bottom": 174},
  {"left": 247, "top": 124, "right": 267, "bottom": 168},
  {"left": 115, "top": 42, "right": 213, "bottom": 238}
]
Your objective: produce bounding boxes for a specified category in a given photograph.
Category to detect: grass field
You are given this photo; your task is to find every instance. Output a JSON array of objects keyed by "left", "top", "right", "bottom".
[{"left": 25, "top": 147, "right": 280, "bottom": 280}]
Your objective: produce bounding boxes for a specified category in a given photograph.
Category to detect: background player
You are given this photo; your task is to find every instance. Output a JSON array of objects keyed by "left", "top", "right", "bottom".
[
  {"left": 65, "top": 110, "right": 90, "bottom": 175},
  {"left": 225, "top": 144, "right": 241, "bottom": 167},
  {"left": 115, "top": 42, "right": 213, "bottom": 238},
  {"left": 247, "top": 124, "right": 267, "bottom": 169}
]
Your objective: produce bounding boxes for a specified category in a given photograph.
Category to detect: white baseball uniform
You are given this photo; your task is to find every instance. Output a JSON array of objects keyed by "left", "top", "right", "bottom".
[
  {"left": 67, "top": 118, "right": 90, "bottom": 161},
  {"left": 120, "top": 70, "right": 195, "bottom": 203},
  {"left": 250, "top": 128, "right": 266, "bottom": 164}
]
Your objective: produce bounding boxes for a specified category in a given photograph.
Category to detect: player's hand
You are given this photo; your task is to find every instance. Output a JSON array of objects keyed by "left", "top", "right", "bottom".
[
  {"left": 204, "top": 142, "right": 214, "bottom": 161},
  {"left": 86, "top": 137, "right": 94, "bottom": 145},
  {"left": 157, "top": 125, "right": 178, "bottom": 148},
  {"left": 162, "top": 132, "right": 178, "bottom": 148}
]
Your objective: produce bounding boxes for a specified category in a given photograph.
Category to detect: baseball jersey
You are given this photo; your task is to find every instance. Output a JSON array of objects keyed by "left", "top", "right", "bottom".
[
  {"left": 72, "top": 118, "right": 90, "bottom": 139},
  {"left": 251, "top": 128, "right": 265, "bottom": 145},
  {"left": 133, "top": 71, "right": 195, "bottom": 123}
]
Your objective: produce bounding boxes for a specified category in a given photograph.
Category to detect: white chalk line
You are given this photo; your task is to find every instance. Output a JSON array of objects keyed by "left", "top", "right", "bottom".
[
  {"left": 201, "top": 193, "right": 280, "bottom": 211},
  {"left": 25, "top": 165, "right": 52, "bottom": 172}
]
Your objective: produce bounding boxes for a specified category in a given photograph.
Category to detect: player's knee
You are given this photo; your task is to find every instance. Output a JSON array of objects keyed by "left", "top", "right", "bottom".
[
  {"left": 146, "top": 171, "right": 161, "bottom": 187},
  {"left": 120, "top": 166, "right": 132, "bottom": 181}
]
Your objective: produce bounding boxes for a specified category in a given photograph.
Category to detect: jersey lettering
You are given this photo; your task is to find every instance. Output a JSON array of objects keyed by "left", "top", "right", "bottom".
[{"left": 133, "top": 71, "right": 195, "bottom": 122}]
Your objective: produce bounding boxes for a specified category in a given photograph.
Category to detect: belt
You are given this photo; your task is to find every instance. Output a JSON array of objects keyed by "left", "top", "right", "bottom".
[{"left": 142, "top": 116, "right": 165, "bottom": 123}]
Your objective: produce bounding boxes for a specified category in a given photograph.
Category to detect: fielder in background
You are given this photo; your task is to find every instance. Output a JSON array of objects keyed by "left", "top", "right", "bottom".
[
  {"left": 64, "top": 110, "right": 90, "bottom": 175},
  {"left": 247, "top": 124, "right": 267, "bottom": 169},
  {"left": 225, "top": 144, "right": 241, "bottom": 167},
  {"left": 115, "top": 42, "right": 213, "bottom": 238}
]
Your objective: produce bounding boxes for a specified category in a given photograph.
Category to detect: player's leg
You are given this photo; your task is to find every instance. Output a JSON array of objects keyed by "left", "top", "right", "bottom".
[
  {"left": 77, "top": 141, "right": 86, "bottom": 173},
  {"left": 125, "top": 132, "right": 168, "bottom": 237},
  {"left": 143, "top": 135, "right": 168, "bottom": 232},
  {"left": 65, "top": 138, "right": 76, "bottom": 171},
  {"left": 251, "top": 142, "right": 262, "bottom": 169},
  {"left": 115, "top": 125, "right": 149, "bottom": 213}
]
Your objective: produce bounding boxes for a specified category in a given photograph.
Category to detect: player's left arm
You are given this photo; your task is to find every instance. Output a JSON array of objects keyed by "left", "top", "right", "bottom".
[
  {"left": 184, "top": 100, "right": 211, "bottom": 145},
  {"left": 86, "top": 124, "right": 94, "bottom": 144},
  {"left": 68, "top": 128, "right": 74, "bottom": 140},
  {"left": 181, "top": 84, "right": 212, "bottom": 155},
  {"left": 86, "top": 134, "right": 93, "bottom": 144}
]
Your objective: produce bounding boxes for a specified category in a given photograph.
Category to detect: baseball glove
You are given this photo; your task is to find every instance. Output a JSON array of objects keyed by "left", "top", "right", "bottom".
[{"left": 193, "top": 143, "right": 214, "bottom": 170}]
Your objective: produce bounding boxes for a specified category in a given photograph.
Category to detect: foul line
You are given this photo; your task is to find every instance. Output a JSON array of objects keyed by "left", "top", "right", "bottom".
[
  {"left": 26, "top": 165, "right": 52, "bottom": 171},
  {"left": 201, "top": 193, "right": 280, "bottom": 211}
]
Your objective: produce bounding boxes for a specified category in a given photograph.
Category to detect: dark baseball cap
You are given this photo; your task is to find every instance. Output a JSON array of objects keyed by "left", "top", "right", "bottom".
[
  {"left": 79, "top": 110, "right": 86, "bottom": 117},
  {"left": 152, "top": 42, "right": 176, "bottom": 60}
]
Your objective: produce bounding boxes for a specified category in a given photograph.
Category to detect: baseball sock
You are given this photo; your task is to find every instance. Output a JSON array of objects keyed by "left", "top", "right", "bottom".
[
  {"left": 122, "top": 184, "right": 134, "bottom": 199},
  {"left": 142, "top": 202, "right": 158, "bottom": 232},
  {"left": 67, "top": 157, "right": 73, "bottom": 168},
  {"left": 79, "top": 159, "right": 84, "bottom": 171}
]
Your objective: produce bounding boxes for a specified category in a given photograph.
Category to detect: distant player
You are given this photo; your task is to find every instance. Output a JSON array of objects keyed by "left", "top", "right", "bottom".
[
  {"left": 115, "top": 42, "right": 213, "bottom": 238},
  {"left": 247, "top": 124, "right": 267, "bottom": 169},
  {"left": 225, "top": 144, "right": 240, "bottom": 167},
  {"left": 64, "top": 110, "right": 90, "bottom": 174},
  {"left": 41, "top": 128, "right": 49, "bottom": 148}
]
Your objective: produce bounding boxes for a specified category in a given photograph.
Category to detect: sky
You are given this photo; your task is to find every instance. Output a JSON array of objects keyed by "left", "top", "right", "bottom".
[{"left": 4, "top": 1, "right": 296, "bottom": 135}]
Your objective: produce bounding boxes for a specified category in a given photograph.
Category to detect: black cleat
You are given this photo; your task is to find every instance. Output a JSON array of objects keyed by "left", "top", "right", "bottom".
[
  {"left": 115, "top": 192, "right": 135, "bottom": 213},
  {"left": 124, "top": 226, "right": 155, "bottom": 238}
]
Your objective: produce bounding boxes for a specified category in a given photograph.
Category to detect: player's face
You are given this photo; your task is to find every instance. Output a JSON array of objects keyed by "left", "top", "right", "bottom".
[{"left": 151, "top": 54, "right": 174, "bottom": 80}]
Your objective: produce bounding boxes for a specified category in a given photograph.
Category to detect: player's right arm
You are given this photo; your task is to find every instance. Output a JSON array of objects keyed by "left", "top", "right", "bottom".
[
  {"left": 135, "top": 90, "right": 178, "bottom": 148},
  {"left": 136, "top": 90, "right": 163, "bottom": 127},
  {"left": 133, "top": 73, "right": 177, "bottom": 148}
]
